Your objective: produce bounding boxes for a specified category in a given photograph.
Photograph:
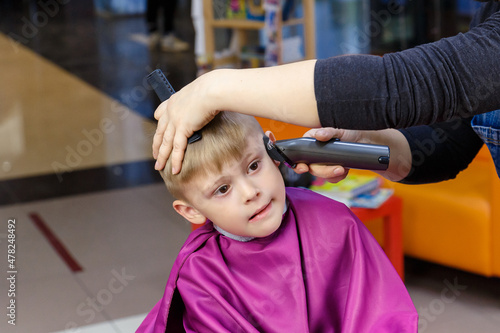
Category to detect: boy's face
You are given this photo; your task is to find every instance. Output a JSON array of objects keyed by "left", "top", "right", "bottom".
[{"left": 175, "top": 132, "right": 286, "bottom": 238}]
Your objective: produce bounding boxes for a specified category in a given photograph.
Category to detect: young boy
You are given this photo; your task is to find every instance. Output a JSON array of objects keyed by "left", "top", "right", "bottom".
[{"left": 137, "top": 112, "right": 418, "bottom": 332}]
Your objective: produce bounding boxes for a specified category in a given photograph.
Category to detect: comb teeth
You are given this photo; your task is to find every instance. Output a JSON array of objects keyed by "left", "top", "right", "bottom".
[{"left": 188, "top": 132, "right": 202, "bottom": 144}]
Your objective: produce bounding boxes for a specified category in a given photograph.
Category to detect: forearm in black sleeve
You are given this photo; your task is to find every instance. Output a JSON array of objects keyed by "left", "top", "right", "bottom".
[
  {"left": 397, "top": 118, "right": 484, "bottom": 184},
  {"left": 315, "top": 9, "right": 500, "bottom": 130}
]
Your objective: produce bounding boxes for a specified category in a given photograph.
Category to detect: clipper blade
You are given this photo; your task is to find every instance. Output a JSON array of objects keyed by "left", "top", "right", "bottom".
[{"left": 263, "top": 136, "right": 296, "bottom": 168}]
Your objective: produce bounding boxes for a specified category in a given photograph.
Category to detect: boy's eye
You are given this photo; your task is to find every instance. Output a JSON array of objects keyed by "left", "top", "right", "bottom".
[
  {"left": 215, "top": 185, "right": 229, "bottom": 195},
  {"left": 249, "top": 161, "right": 260, "bottom": 172}
]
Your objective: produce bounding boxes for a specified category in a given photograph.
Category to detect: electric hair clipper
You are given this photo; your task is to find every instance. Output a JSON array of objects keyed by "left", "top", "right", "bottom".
[
  {"left": 146, "top": 69, "right": 202, "bottom": 144},
  {"left": 264, "top": 136, "right": 390, "bottom": 171}
]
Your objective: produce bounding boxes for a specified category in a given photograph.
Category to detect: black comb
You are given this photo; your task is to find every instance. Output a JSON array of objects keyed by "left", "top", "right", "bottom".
[{"left": 146, "top": 69, "right": 201, "bottom": 144}]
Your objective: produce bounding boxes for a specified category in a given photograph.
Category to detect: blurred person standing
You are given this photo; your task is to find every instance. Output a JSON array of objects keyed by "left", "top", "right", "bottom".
[{"left": 146, "top": 0, "right": 190, "bottom": 52}]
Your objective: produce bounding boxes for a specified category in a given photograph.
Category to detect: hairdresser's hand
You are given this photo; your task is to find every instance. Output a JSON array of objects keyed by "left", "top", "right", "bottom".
[
  {"left": 152, "top": 73, "right": 220, "bottom": 173},
  {"left": 294, "top": 128, "right": 364, "bottom": 183},
  {"left": 294, "top": 127, "right": 413, "bottom": 183}
]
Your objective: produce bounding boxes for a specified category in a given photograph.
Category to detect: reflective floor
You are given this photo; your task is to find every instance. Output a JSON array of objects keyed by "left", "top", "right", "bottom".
[{"left": 1, "top": 1, "right": 500, "bottom": 332}]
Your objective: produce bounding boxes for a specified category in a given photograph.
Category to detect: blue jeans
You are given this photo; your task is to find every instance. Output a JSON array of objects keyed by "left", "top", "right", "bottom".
[{"left": 471, "top": 109, "right": 500, "bottom": 177}]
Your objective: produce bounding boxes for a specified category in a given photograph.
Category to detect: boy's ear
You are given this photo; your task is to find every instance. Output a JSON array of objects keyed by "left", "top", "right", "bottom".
[
  {"left": 264, "top": 131, "right": 276, "bottom": 143},
  {"left": 172, "top": 200, "right": 207, "bottom": 225}
]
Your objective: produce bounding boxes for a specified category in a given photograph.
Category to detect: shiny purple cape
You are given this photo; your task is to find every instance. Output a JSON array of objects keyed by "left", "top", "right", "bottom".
[{"left": 137, "top": 187, "right": 418, "bottom": 332}]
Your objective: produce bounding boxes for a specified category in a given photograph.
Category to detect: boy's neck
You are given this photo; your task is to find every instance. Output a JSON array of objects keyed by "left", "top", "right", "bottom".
[{"left": 214, "top": 225, "right": 255, "bottom": 242}]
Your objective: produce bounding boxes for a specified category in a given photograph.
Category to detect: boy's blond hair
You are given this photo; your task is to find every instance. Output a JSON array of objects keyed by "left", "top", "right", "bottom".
[{"left": 160, "top": 112, "right": 264, "bottom": 201}]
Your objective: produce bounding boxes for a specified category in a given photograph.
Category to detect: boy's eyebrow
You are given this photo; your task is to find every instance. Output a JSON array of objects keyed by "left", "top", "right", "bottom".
[{"left": 201, "top": 174, "right": 229, "bottom": 196}]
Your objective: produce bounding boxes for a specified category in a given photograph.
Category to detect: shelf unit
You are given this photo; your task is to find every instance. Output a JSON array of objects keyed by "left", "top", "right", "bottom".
[{"left": 202, "top": 0, "right": 316, "bottom": 68}]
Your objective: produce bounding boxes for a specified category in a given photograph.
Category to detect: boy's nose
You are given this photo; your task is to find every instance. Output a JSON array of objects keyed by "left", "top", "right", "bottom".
[{"left": 241, "top": 181, "right": 260, "bottom": 203}]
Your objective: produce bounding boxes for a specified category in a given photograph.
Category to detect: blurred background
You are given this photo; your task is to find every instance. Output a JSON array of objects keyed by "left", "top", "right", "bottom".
[{"left": 1, "top": 0, "right": 499, "bottom": 332}]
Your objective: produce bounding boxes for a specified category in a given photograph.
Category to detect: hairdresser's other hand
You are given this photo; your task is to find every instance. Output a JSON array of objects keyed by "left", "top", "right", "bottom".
[
  {"left": 152, "top": 73, "right": 219, "bottom": 173},
  {"left": 294, "top": 128, "right": 364, "bottom": 183},
  {"left": 295, "top": 127, "right": 412, "bottom": 183}
]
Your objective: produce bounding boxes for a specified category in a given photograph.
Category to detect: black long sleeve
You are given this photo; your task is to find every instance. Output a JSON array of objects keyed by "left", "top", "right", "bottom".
[
  {"left": 398, "top": 118, "right": 484, "bottom": 184},
  {"left": 315, "top": 3, "right": 500, "bottom": 130}
]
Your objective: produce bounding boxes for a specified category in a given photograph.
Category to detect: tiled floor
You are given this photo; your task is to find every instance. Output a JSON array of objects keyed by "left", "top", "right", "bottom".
[
  {"left": 1, "top": 1, "right": 500, "bottom": 332},
  {"left": 0, "top": 184, "right": 190, "bottom": 332}
]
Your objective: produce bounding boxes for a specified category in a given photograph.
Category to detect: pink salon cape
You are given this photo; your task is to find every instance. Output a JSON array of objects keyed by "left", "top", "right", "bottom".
[{"left": 137, "top": 187, "right": 418, "bottom": 332}]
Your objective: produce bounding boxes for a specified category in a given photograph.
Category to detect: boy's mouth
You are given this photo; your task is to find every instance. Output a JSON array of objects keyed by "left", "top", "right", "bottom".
[{"left": 249, "top": 202, "right": 272, "bottom": 223}]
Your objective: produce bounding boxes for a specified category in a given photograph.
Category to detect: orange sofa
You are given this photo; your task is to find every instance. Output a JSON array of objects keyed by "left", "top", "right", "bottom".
[
  {"left": 335, "top": 145, "right": 500, "bottom": 277},
  {"left": 384, "top": 145, "right": 500, "bottom": 277}
]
